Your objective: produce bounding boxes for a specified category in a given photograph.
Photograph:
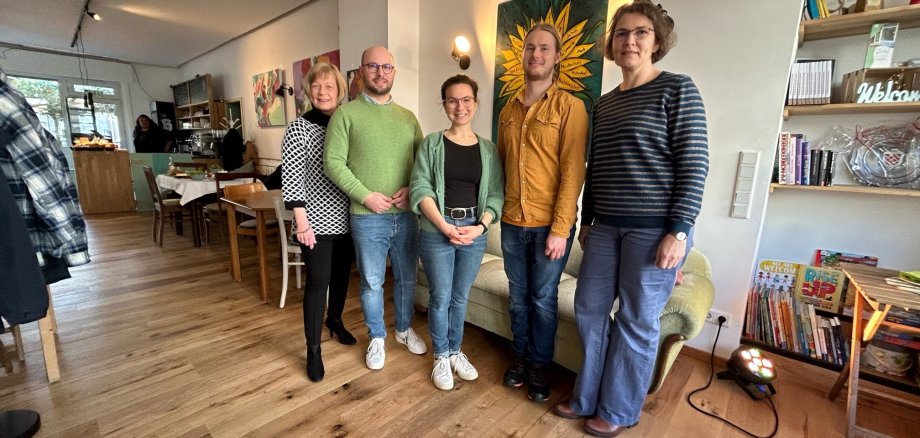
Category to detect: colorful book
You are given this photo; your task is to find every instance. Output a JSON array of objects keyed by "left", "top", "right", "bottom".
[
  {"left": 796, "top": 265, "right": 847, "bottom": 313},
  {"left": 814, "top": 249, "right": 878, "bottom": 269}
]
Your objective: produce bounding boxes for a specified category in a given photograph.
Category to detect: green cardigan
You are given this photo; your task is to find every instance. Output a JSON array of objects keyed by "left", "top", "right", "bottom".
[
  {"left": 324, "top": 97, "right": 423, "bottom": 215},
  {"left": 409, "top": 131, "right": 504, "bottom": 234}
]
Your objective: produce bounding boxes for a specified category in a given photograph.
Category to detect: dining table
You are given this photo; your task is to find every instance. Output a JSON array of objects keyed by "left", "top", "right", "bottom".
[
  {"left": 221, "top": 189, "right": 282, "bottom": 302},
  {"left": 156, "top": 174, "right": 250, "bottom": 247}
]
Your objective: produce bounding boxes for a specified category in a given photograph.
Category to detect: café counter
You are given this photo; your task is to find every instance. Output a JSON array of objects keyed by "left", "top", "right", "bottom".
[{"left": 73, "top": 148, "right": 136, "bottom": 214}]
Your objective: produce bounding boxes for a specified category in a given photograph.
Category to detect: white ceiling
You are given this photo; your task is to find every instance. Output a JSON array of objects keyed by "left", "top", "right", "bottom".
[{"left": 0, "top": 0, "right": 313, "bottom": 67}]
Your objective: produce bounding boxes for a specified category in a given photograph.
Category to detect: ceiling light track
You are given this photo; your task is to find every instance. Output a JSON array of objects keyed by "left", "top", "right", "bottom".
[{"left": 70, "top": 0, "right": 102, "bottom": 48}]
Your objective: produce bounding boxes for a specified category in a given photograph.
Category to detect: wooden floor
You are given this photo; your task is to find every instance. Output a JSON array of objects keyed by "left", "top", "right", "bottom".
[{"left": 1, "top": 213, "right": 918, "bottom": 437}]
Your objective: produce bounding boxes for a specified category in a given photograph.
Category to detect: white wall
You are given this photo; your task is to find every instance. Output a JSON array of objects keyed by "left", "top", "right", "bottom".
[
  {"left": 417, "top": 0, "right": 803, "bottom": 357},
  {"left": 387, "top": 0, "right": 420, "bottom": 115},
  {"left": 338, "top": 0, "right": 388, "bottom": 73},
  {"left": 178, "top": 0, "right": 339, "bottom": 159},
  {"left": 0, "top": 47, "right": 181, "bottom": 148},
  {"left": 758, "top": 27, "right": 920, "bottom": 271}
]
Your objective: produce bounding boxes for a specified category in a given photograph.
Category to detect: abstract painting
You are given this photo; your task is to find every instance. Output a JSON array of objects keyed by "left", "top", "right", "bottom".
[
  {"left": 293, "top": 50, "right": 341, "bottom": 116},
  {"left": 492, "top": 0, "right": 606, "bottom": 140},
  {"left": 252, "top": 68, "right": 285, "bottom": 127}
]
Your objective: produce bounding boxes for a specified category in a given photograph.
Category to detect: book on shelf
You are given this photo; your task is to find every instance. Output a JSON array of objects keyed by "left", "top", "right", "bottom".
[
  {"left": 773, "top": 133, "right": 838, "bottom": 186},
  {"left": 814, "top": 249, "right": 879, "bottom": 269},
  {"left": 796, "top": 265, "right": 847, "bottom": 313},
  {"left": 786, "top": 59, "right": 834, "bottom": 105}
]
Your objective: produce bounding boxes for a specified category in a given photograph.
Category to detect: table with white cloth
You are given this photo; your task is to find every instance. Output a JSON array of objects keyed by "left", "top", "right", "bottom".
[{"left": 155, "top": 174, "right": 250, "bottom": 246}]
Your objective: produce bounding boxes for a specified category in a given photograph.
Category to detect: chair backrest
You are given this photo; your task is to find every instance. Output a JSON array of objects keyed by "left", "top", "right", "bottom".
[
  {"left": 222, "top": 181, "right": 266, "bottom": 200},
  {"left": 272, "top": 196, "right": 297, "bottom": 253},
  {"left": 173, "top": 162, "right": 208, "bottom": 171},
  {"left": 214, "top": 172, "right": 260, "bottom": 215},
  {"left": 142, "top": 166, "right": 166, "bottom": 211}
]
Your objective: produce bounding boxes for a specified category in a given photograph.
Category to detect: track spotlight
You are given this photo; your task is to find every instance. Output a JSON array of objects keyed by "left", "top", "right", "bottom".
[{"left": 87, "top": 11, "right": 102, "bottom": 21}]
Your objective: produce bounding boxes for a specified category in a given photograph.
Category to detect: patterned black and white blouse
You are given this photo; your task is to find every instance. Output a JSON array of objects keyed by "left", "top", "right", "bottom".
[{"left": 281, "top": 109, "right": 350, "bottom": 235}]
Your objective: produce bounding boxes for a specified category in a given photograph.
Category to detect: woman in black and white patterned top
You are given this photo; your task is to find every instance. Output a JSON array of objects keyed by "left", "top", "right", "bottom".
[{"left": 281, "top": 62, "right": 354, "bottom": 383}]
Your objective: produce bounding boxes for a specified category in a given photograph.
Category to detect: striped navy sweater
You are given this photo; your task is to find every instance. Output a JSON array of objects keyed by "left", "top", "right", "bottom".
[{"left": 582, "top": 71, "right": 709, "bottom": 234}]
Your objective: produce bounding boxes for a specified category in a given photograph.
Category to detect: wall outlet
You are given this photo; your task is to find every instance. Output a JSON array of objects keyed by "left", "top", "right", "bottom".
[{"left": 705, "top": 309, "right": 732, "bottom": 327}]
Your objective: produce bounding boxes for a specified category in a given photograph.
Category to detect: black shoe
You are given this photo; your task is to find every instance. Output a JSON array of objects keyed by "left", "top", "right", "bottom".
[
  {"left": 306, "top": 344, "right": 325, "bottom": 382},
  {"left": 326, "top": 320, "right": 357, "bottom": 345},
  {"left": 503, "top": 355, "right": 527, "bottom": 389},
  {"left": 528, "top": 363, "right": 550, "bottom": 402}
]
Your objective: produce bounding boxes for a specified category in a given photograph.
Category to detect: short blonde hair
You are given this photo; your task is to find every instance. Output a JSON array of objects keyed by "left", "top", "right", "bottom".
[{"left": 306, "top": 62, "right": 348, "bottom": 105}]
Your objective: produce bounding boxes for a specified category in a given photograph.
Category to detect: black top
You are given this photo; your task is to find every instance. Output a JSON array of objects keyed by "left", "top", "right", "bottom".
[
  {"left": 443, "top": 135, "right": 481, "bottom": 208},
  {"left": 133, "top": 129, "right": 168, "bottom": 153}
]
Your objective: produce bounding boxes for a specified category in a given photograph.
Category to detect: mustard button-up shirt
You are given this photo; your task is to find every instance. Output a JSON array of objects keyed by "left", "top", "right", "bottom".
[{"left": 497, "top": 84, "right": 587, "bottom": 238}]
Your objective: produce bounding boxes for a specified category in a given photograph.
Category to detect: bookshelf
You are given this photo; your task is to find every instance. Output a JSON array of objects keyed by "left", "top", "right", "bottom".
[
  {"left": 768, "top": 183, "right": 920, "bottom": 197},
  {"left": 750, "top": 5, "right": 920, "bottom": 407},
  {"left": 799, "top": 4, "right": 920, "bottom": 43}
]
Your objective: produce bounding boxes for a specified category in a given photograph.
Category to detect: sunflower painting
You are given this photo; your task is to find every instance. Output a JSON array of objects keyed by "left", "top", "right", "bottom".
[{"left": 492, "top": 0, "right": 606, "bottom": 141}]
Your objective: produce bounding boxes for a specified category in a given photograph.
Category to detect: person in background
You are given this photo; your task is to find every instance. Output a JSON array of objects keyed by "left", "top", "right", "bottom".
[
  {"left": 496, "top": 22, "right": 587, "bottom": 403},
  {"left": 324, "top": 46, "right": 426, "bottom": 371},
  {"left": 409, "top": 74, "right": 504, "bottom": 391},
  {"left": 281, "top": 62, "right": 356, "bottom": 383},
  {"left": 132, "top": 114, "right": 171, "bottom": 153},
  {"left": 221, "top": 128, "right": 245, "bottom": 171},
  {"left": 552, "top": 2, "right": 709, "bottom": 436}
]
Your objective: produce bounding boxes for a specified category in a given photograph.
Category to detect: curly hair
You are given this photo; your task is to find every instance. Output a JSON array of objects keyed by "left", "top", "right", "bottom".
[{"left": 605, "top": 0, "right": 676, "bottom": 64}]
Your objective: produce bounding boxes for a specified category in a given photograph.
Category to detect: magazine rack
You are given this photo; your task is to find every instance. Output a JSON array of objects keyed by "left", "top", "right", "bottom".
[{"left": 827, "top": 263, "right": 920, "bottom": 438}]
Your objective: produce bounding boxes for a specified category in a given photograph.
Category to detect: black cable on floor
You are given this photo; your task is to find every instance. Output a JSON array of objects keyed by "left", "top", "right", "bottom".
[{"left": 685, "top": 319, "right": 779, "bottom": 438}]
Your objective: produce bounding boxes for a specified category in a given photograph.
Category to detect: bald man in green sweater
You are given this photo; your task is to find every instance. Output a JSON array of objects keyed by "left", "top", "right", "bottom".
[{"left": 324, "top": 46, "right": 426, "bottom": 371}]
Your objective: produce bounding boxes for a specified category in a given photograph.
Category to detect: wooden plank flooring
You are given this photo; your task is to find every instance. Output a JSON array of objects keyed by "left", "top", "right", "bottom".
[{"left": 1, "top": 212, "right": 918, "bottom": 437}]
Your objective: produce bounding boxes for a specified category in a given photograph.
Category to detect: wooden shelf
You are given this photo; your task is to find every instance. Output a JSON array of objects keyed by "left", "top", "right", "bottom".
[
  {"left": 783, "top": 102, "right": 920, "bottom": 119},
  {"left": 769, "top": 183, "right": 920, "bottom": 197},
  {"left": 800, "top": 5, "right": 920, "bottom": 43}
]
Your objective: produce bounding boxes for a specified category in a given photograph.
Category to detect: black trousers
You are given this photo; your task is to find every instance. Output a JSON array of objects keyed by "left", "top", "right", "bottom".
[{"left": 300, "top": 234, "right": 355, "bottom": 346}]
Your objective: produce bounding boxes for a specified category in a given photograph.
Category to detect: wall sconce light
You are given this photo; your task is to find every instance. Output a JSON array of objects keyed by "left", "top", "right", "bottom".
[
  {"left": 275, "top": 84, "right": 294, "bottom": 97},
  {"left": 452, "top": 36, "right": 471, "bottom": 70},
  {"left": 87, "top": 11, "right": 102, "bottom": 21}
]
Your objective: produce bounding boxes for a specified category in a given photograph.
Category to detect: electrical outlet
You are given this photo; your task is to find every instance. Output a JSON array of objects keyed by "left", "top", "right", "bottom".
[{"left": 705, "top": 309, "right": 731, "bottom": 327}]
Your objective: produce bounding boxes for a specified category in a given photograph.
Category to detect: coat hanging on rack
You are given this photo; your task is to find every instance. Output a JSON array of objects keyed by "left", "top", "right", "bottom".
[{"left": 0, "top": 173, "right": 47, "bottom": 327}]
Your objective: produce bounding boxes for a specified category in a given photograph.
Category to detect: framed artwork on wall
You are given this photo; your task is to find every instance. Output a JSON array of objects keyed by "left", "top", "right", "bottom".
[
  {"left": 491, "top": 0, "right": 606, "bottom": 141},
  {"left": 293, "top": 50, "right": 341, "bottom": 116},
  {"left": 252, "top": 68, "right": 286, "bottom": 127},
  {"left": 346, "top": 68, "right": 363, "bottom": 101}
]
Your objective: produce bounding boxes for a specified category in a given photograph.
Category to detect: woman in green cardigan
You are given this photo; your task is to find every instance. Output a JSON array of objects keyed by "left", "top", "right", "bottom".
[{"left": 409, "top": 74, "right": 504, "bottom": 391}]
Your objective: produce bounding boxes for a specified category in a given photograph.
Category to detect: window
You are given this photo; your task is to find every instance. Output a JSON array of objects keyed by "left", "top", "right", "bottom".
[
  {"left": 64, "top": 79, "right": 124, "bottom": 147},
  {"left": 6, "top": 76, "right": 68, "bottom": 148}
]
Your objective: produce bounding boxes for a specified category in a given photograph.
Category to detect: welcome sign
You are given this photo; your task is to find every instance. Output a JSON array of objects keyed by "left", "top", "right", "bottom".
[{"left": 856, "top": 80, "right": 920, "bottom": 103}]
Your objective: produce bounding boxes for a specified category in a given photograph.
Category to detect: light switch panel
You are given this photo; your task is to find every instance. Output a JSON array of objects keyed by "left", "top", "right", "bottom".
[{"left": 731, "top": 151, "right": 759, "bottom": 219}]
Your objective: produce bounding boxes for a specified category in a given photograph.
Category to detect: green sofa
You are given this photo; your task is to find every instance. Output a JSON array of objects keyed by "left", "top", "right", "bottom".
[{"left": 416, "top": 225, "right": 715, "bottom": 394}]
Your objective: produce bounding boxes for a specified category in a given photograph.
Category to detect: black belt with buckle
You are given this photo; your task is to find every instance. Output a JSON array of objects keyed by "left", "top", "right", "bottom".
[{"left": 444, "top": 206, "right": 477, "bottom": 220}]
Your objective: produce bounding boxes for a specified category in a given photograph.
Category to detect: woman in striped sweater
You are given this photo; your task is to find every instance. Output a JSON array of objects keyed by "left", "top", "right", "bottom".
[{"left": 552, "top": 1, "right": 709, "bottom": 436}]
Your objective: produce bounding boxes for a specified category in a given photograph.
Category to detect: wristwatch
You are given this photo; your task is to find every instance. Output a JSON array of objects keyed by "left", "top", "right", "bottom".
[
  {"left": 478, "top": 221, "right": 489, "bottom": 233},
  {"left": 671, "top": 231, "right": 687, "bottom": 241}
]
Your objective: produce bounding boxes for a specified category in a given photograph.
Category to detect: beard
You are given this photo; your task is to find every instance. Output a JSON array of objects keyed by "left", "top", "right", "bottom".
[
  {"left": 524, "top": 63, "right": 555, "bottom": 82},
  {"left": 362, "top": 75, "right": 392, "bottom": 97}
]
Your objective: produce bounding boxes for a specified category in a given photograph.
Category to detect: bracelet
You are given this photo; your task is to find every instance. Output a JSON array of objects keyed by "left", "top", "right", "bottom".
[{"left": 296, "top": 228, "right": 312, "bottom": 234}]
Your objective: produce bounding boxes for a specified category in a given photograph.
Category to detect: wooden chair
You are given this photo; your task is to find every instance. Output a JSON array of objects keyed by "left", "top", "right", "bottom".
[
  {"left": 272, "top": 197, "right": 304, "bottom": 308},
  {"left": 143, "top": 166, "right": 194, "bottom": 246},
  {"left": 222, "top": 182, "right": 279, "bottom": 238},
  {"left": 172, "top": 162, "right": 209, "bottom": 171},
  {"left": 201, "top": 172, "right": 259, "bottom": 244}
]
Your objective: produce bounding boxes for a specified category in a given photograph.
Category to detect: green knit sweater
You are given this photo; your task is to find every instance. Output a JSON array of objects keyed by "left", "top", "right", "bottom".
[{"left": 324, "top": 97, "right": 423, "bottom": 215}]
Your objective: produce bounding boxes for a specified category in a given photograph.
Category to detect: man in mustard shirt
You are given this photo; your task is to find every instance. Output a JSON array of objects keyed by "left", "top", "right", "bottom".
[{"left": 497, "top": 23, "right": 587, "bottom": 403}]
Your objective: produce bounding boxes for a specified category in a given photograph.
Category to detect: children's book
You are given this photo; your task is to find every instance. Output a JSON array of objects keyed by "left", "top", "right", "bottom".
[
  {"left": 753, "top": 259, "right": 801, "bottom": 292},
  {"left": 795, "top": 265, "right": 847, "bottom": 313},
  {"left": 813, "top": 249, "right": 878, "bottom": 269}
]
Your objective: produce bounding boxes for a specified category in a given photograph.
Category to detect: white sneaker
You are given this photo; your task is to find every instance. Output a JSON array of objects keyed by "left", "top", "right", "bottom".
[
  {"left": 395, "top": 327, "right": 427, "bottom": 355},
  {"left": 450, "top": 351, "right": 479, "bottom": 381},
  {"left": 432, "top": 356, "right": 454, "bottom": 390},
  {"left": 366, "top": 338, "right": 385, "bottom": 370}
]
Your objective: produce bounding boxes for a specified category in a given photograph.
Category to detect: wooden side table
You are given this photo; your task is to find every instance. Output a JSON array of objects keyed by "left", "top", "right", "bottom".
[{"left": 827, "top": 264, "right": 920, "bottom": 438}]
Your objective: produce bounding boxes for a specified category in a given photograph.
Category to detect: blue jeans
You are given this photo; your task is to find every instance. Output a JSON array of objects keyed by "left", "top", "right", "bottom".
[
  {"left": 501, "top": 222, "right": 574, "bottom": 365},
  {"left": 350, "top": 212, "right": 419, "bottom": 339},
  {"left": 420, "top": 215, "right": 487, "bottom": 358},
  {"left": 570, "top": 224, "right": 692, "bottom": 426}
]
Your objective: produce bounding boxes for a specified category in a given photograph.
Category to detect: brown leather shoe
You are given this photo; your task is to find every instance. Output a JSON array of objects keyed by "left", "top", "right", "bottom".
[
  {"left": 583, "top": 416, "right": 636, "bottom": 437},
  {"left": 552, "top": 400, "right": 581, "bottom": 419}
]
